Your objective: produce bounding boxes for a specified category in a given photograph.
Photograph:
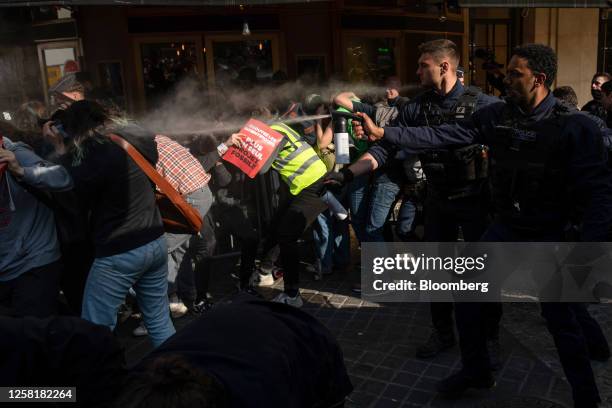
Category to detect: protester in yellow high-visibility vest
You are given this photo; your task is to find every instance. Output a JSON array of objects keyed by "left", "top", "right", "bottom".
[{"left": 258, "top": 121, "right": 329, "bottom": 307}]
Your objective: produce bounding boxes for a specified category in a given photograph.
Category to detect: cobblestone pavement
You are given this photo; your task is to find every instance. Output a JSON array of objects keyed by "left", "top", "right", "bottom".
[{"left": 117, "top": 262, "right": 612, "bottom": 408}]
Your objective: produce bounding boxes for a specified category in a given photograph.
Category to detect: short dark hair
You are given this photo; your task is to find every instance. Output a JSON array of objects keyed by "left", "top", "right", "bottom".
[
  {"left": 592, "top": 72, "right": 611, "bottom": 83},
  {"left": 552, "top": 86, "right": 578, "bottom": 107},
  {"left": 113, "top": 355, "right": 227, "bottom": 408},
  {"left": 418, "top": 39, "right": 460, "bottom": 66},
  {"left": 511, "top": 44, "right": 557, "bottom": 88}
]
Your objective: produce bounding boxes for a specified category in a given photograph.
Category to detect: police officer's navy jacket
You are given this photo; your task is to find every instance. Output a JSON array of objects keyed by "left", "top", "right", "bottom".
[
  {"left": 369, "top": 91, "right": 612, "bottom": 241},
  {"left": 393, "top": 80, "right": 499, "bottom": 129},
  {"left": 374, "top": 81, "right": 499, "bottom": 194}
]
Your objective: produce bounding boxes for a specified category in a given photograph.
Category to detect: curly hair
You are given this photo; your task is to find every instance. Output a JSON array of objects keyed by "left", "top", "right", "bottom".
[
  {"left": 112, "top": 354, "right": 228, "bottom": 408},
  {"left": 511, "top": 44, "right": 557, "bottom": 88},
  {"left": 552, "top": 86, "right": 578, "bottom": 107}
]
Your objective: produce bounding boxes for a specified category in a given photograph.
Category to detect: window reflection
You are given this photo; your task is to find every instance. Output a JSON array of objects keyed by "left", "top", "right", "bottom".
[
  {"left": 345, "top": 37, "right": 397, "bottom": 83},
  {"left": 141, "top": 42, "right": 200, "bottom": 108},
  {"left": 212, "top": 39, "right": 273, "bottom": 87}
]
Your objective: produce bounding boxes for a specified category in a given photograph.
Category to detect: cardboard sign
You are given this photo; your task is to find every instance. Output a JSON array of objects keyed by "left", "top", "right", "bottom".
[{"left": 222, "top": 119, "right": 285, "bottom": 178}]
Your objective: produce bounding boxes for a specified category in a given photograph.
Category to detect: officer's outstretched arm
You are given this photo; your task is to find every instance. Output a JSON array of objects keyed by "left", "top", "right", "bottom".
[{"left": 382, "top": 120, "right": 479, "bottom": 150}]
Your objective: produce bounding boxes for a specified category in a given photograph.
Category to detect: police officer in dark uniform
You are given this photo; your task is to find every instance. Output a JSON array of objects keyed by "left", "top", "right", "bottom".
[
  {"left": 341, "top": 43, "right": 611, "bottom": 408},
  {"left": 336, "top": 39, "right": 503, "bottom": 360}
]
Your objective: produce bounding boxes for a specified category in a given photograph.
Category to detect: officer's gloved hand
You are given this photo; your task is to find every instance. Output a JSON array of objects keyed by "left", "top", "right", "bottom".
[{"left": 324, "top": 167, "right": 354, "bottom": 189}]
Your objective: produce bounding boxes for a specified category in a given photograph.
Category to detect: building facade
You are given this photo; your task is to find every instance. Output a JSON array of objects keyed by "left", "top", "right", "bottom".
[{"left": 0, "top": 2, "right": 606, "bottom": 114}]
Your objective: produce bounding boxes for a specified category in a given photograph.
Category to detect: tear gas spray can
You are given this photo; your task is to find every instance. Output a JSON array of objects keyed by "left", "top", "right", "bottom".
[{"left": 333, "top": 115, "right": 350, "bottom": 164}]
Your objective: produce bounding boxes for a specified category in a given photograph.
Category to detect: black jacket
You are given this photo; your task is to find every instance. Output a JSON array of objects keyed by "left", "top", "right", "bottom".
[
  {"left": 371, "top": 92, "right": 612, "bottom": 241},
  {"left": 62, "top": 126, "right": 163, "bottom": 257},
  {"left": 136, "top": 296, "right": 353, "bottom": 408}
]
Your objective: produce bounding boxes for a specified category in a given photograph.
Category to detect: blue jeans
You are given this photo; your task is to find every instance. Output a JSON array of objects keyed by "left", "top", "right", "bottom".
[
  {"left": 312, "top": 210, "right": 349, "bottom": 273},
  {"left": 82, "top": 236, "right": 175, "bottom": 347},
  {"left": 365, "top": 173, "right": 401, "bottom": 242},
  {"left": 396, "top": 198, "right": 416, "bottom": 238},
  {"left": 347, "top": 174, "right": 370, "bottom": 243}
]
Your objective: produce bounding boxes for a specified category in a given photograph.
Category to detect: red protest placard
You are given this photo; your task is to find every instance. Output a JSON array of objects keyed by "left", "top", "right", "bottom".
[{"left": 222, "top": 119, "right": 285, "bottom": 178}]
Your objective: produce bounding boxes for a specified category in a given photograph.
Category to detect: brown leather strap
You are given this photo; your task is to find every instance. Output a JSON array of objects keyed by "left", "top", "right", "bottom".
[{"left": 108, "top": 133, "right": 202, "bottom": 231}]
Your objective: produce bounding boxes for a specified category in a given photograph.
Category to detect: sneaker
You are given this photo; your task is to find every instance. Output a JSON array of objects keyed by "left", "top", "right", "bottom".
[
  {"left": 351, "top": 283, "right": 362, "bottom": 294},
  {"left": 436, "top": 369, "right": 495, "bottom": 398},
  {"left": 169, "top": 301, "right": 188, "bottom": 319},
  {"left": 487, "top": 338, "right": 502, "bottom": 370},
  {"left": 256, "top": 272, "right": 275, "bottom": 287},
  {"left": 416, "top": 330, "right": 456, "bottom": 359},
  {"left": 272, "top": 292, "right": 304, "bottom": 308},
  {"left": 132, "top": 322, "right": 148, "bottom": 337},
  {"left": 189, "top": 300, "right": 214, "bottom": 315}
]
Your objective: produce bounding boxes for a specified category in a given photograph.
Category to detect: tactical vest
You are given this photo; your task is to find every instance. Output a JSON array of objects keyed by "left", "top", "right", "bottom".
[
  {"left": 488, "top": 102, "right": 574, "bottom": 232},
  {"left": 271, "top": 123, "right": 327, "bottom": 196},
  {"left": 416, "top": 86, "right": 489, "bottom": 197}
]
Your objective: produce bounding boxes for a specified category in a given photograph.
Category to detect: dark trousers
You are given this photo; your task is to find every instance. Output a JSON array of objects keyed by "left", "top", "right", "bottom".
[
  {"left": 0, "top": 260, "right": 62, "bottom": 317},
  {"left": 59, "top": 241, "right": 93, "bottom": 315},
  {"left": 423, "top": 191, "right": 501, "bottom": 339},
  {"left": 456, "top": 221, "right": 604, "bottom": 406},
  {"left": 191, "top": 204, "right": 259, "bottom": 296},
  {"left": 263, "top": 179, "right": 328, "bottom": 294},
  {"left": 191, "top": 211, "right": 216, "bottom": 302}
]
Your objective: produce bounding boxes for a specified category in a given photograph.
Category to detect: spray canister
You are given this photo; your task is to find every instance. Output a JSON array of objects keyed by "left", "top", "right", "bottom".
[
  {"left": 321, "top": 190, "right": 348, "bottom": 220},
  {"left": 333, "top": 115, "right": 350, "bottom": 164},
  {"left": 332, "top": 110, "right": 363, "bottom": 165}
]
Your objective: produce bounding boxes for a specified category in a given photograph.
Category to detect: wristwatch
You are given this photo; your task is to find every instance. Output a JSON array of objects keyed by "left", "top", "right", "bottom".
[{"left": 217, "top": 143, "right": 229, "bottom": 156}]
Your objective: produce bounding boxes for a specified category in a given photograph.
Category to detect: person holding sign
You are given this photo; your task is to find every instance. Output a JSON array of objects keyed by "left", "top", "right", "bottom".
[{"left": 222, "top": 114, "right": 329, "bottom": 307}]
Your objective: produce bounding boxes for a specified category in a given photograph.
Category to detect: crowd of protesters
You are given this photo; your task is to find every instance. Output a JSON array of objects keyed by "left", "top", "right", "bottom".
[{"left": 1, "top": 38, "right": 612, "bottom": 408}]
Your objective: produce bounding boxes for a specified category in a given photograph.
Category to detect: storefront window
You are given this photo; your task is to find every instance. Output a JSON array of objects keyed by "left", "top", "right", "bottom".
[
  {"left": 140, "top": 42, "right": 201, "bottom": 107},
  {"left": 211, "top": 39, "right": 274, "bottom": 87},
  {"left": 344, "top": 36, "right": 397, "bottom": 84},
  {"left": 37, "top": 40, "right": 82, "bottom": 104}
]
